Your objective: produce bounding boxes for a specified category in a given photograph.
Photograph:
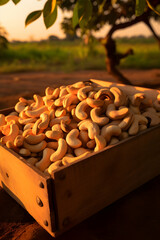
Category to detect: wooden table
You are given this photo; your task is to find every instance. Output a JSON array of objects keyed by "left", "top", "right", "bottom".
[{"left": 1, "top": 175, "right": 160, "bottom": 240}]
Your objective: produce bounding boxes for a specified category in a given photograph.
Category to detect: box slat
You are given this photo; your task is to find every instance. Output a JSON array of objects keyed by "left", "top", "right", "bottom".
[
  {"left": 0, "top": 144, "right": 56, "bottom": 237},
  {"left": 53, "top": 125, "right": 160, "bottom": 232}
]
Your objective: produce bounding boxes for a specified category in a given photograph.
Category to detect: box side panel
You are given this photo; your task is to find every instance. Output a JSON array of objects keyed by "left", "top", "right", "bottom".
[
  {"left": 54, "top": 125, "right": 160, "bottom": 232},
  {"left": 0, "top": 145, "right": 56, "bottom": 236}
]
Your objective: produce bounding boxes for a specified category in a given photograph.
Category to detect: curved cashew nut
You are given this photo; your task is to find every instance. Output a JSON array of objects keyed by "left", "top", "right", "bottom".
[
  {"left": 18, "top": 117, "right": 37, "bottom": 125},
  {"left": 71, "top": 108, "right": 81, "bottom": 122},
  {"left": 101, "top": 125, "right": 122, "bottom": 142},
  {"left": 66, "top": 129, "right": 82, "bottom": 148},
  {"left": 90, "top": 107, "right": 109, "bottom": 126},
  {"left": 129, "top": 93, "right": 145, "bottom": 107},
  {"left": 118, "top": 112, "right": 133, "bottom": 130},
  {"left": 74, "top": 147, "right": 92, "bottom": 157},
  {"left": 109, "top": 137, "right": 120, "bottom": 145},
  {"left": 54, "top": 95, "right": 66, "bottom": 107},
  {"left": 142, "top": 111, "right": 160, "bottom": 127},
  {"left": 45, "top": 130, "right": 64, "bottom": 140},
  {"left": 55, "top": 107, "right": 66, "bottom": 118},
  {"left": 1, "top": 123, "right": 19, "bottom": 144},
  {"left": 86, "top": 139, "right": 96, "bottom": 149},
  {"left": 15, "top": 102, "right": 27, "bottom": 113},
  {"left": 63, "top": 94, "right": 79, "bottom": 108},
  {"left": 59, "top": 87, "right": 68, "bottom": 97},
  {"left": 23, "top": 140, "right": 47, "bottom": 153},
  {"left": 46, "top": 160, "right": 62, "bottom": 176},
  {"left": 129, "top": 104, "right": 141, "bottom": 115},
  {"left": 27, "top": 157, "right": 39, "bottom": 165},
  {"left": 94, "top": 89, "right": 114, "bottom": 101},
  {"left": 19, "top": 148, "right": 31, "bottom": 157},
  {"left": 6, "top": 140, "right": 19, "bottom": 153},
  {"left": 60, "top": 121, "right": 73, "bottom": 133},
  {"left": 79, "top": 130, "right": 90, "bottom": 146},
  {"left": 72, "top": 81, "right": 86, "bottom": 89},
  {"left": 22, "top": 129, "right": 33, "bottom": 137},
  {"left": 75, "top": 100, "right": 89, "bottom": 120},
  {"left": 66, "top": 82, "right": 85, "bottom": 95},
  {"left": 139, "top": 124, "right": 147, "bottom": 132},
  {"left": 19, "top": 110, "right": 28, "bottom": 119},
  {"left": 77, "top": 86, "right": 93, "bottom": 101},
  {"left": 5, "top": 115, "right": 19, "bottom": 124},
  {"left": 8, "top": 111, "right": 18, "bottom": 116},
  {"left": 86, "top": 97, "right": 104, "bottom": 108},
  {"left": 79, "top": 121, "right": 100, "bottom": 139},
  {"left": 23, "top": 123, "right": 34, "bottom": 131},
  {"left": 25, "top": 133, "right": 46, "bottom": 144},
  {"left": 36, "top": 148, "right": 55, "bottom": 171},
  {"left": 110, "top": 87, "right": 127, "bottom": 107},
  {"left": 119, "top": 131, "right": 129, "bottom": 140},
  {"left": 49, "top": 109, "right": 55, "bottom": 120},
  {"left": 25, "top": 105, "right": 48, "bottom": 118},
  {"left": 128, "top": 114, "right": 148, "bottom": 135},
  {"left": 32, "top": 94, "right": 44, "bottom": 110},
  {"left": 0, "top": 114, "right": 5, "bottom": 126},
  {"left": 106, "top": 104, "right": 129, "bottom": 120},
  {"left": 62, "top": 152, "right": 90, "bottom": 166},
  {"left": 45, "top": 87, "right": 54, "bottom": 96},
  {"left": 46, "top": 141, "right": 58, "bottom": 150},
  {"left": 94, "top": 135, "right": 106, "bottom": 152},
  {"left": 14, "top": 135, "right": 24, "bottom": 147},
  {"left": 88, "top": 91, "right": 96, "bottom": 99},
  {"left": 50, "top": 138, "right": 67, "bottom": 162},
  {"left": 153, "top": 94, "right": 160, "bottom": 111},
  {"left": 38, "top": 112, "right": 50, "bottom": 130},
  {"left": 50, "top": 115, "right": 71, "bottom": 127}
]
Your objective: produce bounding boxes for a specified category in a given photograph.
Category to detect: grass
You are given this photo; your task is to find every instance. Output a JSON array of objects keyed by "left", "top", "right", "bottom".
[{"left": 0, "top": 37, "right": 159, "bottom": 73}]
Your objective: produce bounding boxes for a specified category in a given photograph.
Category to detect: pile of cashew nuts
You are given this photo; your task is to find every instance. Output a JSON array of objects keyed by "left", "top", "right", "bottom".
[{"left": 0, "top": 81, "right": 160, "bottom": 176}]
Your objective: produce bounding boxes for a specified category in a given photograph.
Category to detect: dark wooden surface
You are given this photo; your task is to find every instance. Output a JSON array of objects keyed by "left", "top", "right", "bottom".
[{"left": 1, "top": 174, "right": 160, "bottom": 240}]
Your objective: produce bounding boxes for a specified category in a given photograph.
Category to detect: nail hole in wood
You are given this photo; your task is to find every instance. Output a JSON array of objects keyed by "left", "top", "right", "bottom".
[
  {"left": 36, "top": 196, "right": 43, "bottom": 207},
  {"left": 44, "top": 220, "right": 48, "bottom": 226},
  {"left": 6, "top": 173, "right": 9, "bottom": 178},
  {"left": 39, "top": 182, "right": 44, "bottom": 188}
]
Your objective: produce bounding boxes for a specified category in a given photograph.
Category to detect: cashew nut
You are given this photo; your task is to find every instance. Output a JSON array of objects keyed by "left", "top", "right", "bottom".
[
  {"left": 86, "top": 139, "right": 96, "bottom": 149},
  {"left": 23, "top": 140, "right": 47, "bottom": 153},
  {"left": 128, "top": 114, "right": 148, "bottom": 135},
  {"left": 79, "top": 130, "right": 90, "bottom": 147},
  {"left": 25, "top": 133, "right": 46, "bottom": 144},
  {"left": 0, "top": 114, "right": 5, "bottom": 126},
  {"left": 19, "top": 148, "right": 31, "bottom": 157},
  {"left": 74, "top": 147, "right": 91, "bottom": 157},
  {"left": 27, "top": 157, "right": 39, "bottom": 165},
  {"left": 75, "top": 100, "right": 89, "bottom": 120},
  {"left": 66, "top": 129, "right": 82, "bottom": 148},
  {"left": 94, "top": 135, "right": 106, "bottom": 152},
  {"left": 90, "top": 107, "right": 109, "bottom": 126},
  {"left": 46, "top": 141, "right": 58, "bottom": 150},
  {"left": 62, "top": 152, "right": 90, "bottom": 166},
  {"left": 110, "top": 87, "right": 127, "bottom": 107},
  {"left": 38, "top": 112, "right": 50, "bottom": 130},
  {"left": 50, "top": 138, "right": 67, "bottom": 162},
  {"left": 1, "top": 123, "right": 19, "bottom": 144},
  {"left": 101, "top": 125, "right": 122, "bottom": 142},
  {"left": 106, "top": 104, "right": 129, "bottom": 120},
  {"left": 47, "top": 160, "right": 62, "bottom": 176},
  {"left": 118, "top": 112, "right": 133, "bottom": 130},
  {"left": 94, "top": 88, "right": 114, "bottom": 101},
  {"left": 25, "top": 105, "right": 48, "bottom": 118},
  {"left": 109, "top": 137, "right": 120, "bottom": 145},
  {"left": 45, "top": 130, "right": 63, "bottom": 140},
  {"left": 142, "top": 111, "right": 160, "bottom": 127},
  {"left": 36, "top": 148, "right": 55, "bottom": 171},
  {"left": 79, "top": 121, "right": 100, "bottom": 139},
  {"left": 14, "top": 135, "right": 24, "bottom": 147},
  {"left": 15, "top": 101, "right": 27, "bottom": 113},
  {"left": 63, "top": 94, "right": 79, "bottom": 108},
  {"left": 86, "top": 97, "right": 104, "bottom": 108},
  {"left": 32, "top": 94, "right": 44, "bottom": 110},
  {"left": 129, "top": 93, "right": 145, "bottom": 107},
  {"left": 77, "top": 86, "right": 93, "bottom": 101},
  {"left": 50, "top": 115, "right": 71, "bottom": 127}
]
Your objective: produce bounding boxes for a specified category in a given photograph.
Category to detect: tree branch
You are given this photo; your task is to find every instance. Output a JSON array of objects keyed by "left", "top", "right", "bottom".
[
  {"left": 107, "top": 11, "right": 150, "bottom": 38},
  {"left": 143, "top": 18, "right": 160, "bottom": 46}
]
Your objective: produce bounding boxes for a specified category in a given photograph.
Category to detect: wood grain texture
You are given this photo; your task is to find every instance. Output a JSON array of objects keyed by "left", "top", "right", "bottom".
[
  {"left": 53, "top": 125, "right": 160, "bottom": 232},
  {"left": 0, "top": 144, "right": 56, "bottom": 237}
]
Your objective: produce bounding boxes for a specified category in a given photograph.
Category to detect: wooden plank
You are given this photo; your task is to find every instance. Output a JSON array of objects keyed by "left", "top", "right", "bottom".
[
  {"left": 90, "top": 79, "right": 160, "bottom": 101},
  {"left": 53, "top": 125, "right": 160, "bottom": 232},
  {"left": 0, "top": 144, "right": 56, "bottom": 237}
]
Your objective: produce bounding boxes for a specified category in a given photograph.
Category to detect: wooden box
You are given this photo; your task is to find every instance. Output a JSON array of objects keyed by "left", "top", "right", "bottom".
[{"left": 0, "top": 80, "right": 160, "bottom": 237}]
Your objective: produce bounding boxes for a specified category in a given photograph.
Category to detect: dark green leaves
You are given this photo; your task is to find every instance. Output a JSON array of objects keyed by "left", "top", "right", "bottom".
[
  {"left": 12, "top": 0, "right": 21, "bottom": 4},
  {"left": 43, "top": 0, "right": 57, "bottom": 29},
  {"left": 25, "top": 10, "right": 42, "bottom": 27},
  {"left": 0, "top": 0, "right": 9, "bottom": 6},
  {"left": 72, "top": 0, "right": 92, "bottom": 29},
  {"left": 135, "top": 0, "right": 147, "bottom": 16}
]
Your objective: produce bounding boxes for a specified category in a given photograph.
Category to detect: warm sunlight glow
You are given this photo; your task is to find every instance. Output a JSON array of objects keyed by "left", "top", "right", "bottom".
[{"left": 0, "top": 0, "right": 159, "bottom": 41}]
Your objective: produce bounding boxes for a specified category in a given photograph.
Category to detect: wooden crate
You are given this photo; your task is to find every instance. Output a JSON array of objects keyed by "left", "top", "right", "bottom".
[{"left": 0, "top": 80, "right": 160, "bottom": 237}]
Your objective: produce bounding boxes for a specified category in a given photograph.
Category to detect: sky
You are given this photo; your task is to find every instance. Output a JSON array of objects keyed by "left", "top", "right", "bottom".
[{"left": 0, "top": 0, "right": 159, "bottom": 41}]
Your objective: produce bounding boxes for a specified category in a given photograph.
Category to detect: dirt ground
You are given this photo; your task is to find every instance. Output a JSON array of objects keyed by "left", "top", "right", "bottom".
[
  {"left": 0, "top": 69, "right": 160, "bottom": 240},
  {"left": 0, "top": 69, "right": 160, "bottom": 109}
]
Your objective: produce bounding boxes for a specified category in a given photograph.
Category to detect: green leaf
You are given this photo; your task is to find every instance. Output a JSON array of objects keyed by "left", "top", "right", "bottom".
[
  {"left": 146, "top": 0, "right": 160, "bottom": 16},
  {"left": 78, "top": 0, "right": 92, "bottom": 29},
  {"left": 25, "top": 10, "right": 42, "bottom": 27},
  {"left": 135, "top": 0, "right": 147, "bottom": 16},
  {"left": 43, "top": 3, "right": 57, "bottom": 29},
  {"left": 12, "top": 0, "right": 21, "bottom": 4},
  {"left": 0, "top": 0, "right": 10, "bottom": 6},
  {"left": 43, "top": 0, "right": 56, "bottom": 17},
  {"left": 72, "top": 3, "right": 79, "bottom": 28}
]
